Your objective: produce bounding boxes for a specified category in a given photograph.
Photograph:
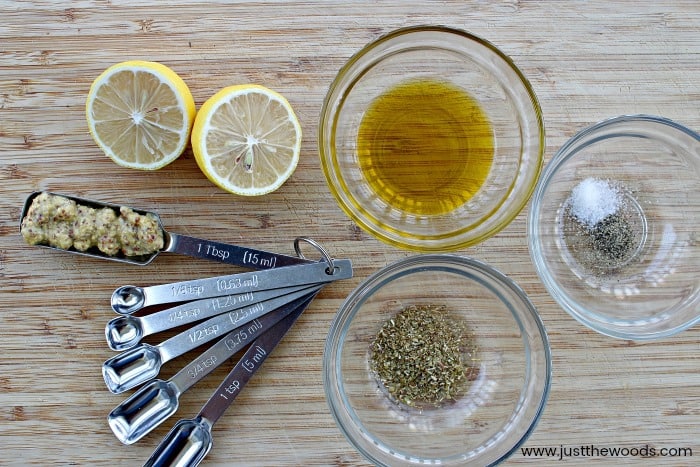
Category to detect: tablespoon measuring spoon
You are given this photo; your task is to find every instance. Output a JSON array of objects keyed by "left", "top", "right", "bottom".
[
  {"left": 144, "top": 297, "right": 307, "bottom": 467},
  {"left": 102, "top": 285, "right": 322, "bottom": 394},
  {"left": 105, "top": 283, "right": 315, "bottom": 351},
  {"left": 111, "top": 258, "right": 351, "bottom": 315},
  {"left": 20, "top": 192, "right": 312, "bottom": 268},
  {"left": 108, "top": 292, "right": 317, "bottom": 445}
]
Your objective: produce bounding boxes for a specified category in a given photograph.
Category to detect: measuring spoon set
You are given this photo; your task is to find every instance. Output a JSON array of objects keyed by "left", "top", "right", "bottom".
[
  {"left": 20, "top": 193, "right": 354, "bottom": 467},
  {"left": 103, "top": 255, "right": 351, "bottom": 465}
]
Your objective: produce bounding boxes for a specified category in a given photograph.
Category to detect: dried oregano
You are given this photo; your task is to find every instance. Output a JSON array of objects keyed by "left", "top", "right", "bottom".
[{"left": 369, "top": 304, "right": 478, "bottom": 408}]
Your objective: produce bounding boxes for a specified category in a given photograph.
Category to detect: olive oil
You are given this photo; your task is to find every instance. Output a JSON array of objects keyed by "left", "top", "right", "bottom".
[{"left": 357, "top": 79, "right": 494, "bottom": 216}]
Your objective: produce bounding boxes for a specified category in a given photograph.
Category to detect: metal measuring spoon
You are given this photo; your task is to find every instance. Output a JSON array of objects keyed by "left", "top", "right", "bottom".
[
  {"left": 108, "top": 292, "right": 317, "bottom": 445},
  {"left": 144, "top": 297, "right": 306, "bottom": 467},
  {"left": 102, "top": 285, "right": 321, "bottom": 394},
  {"left": 111, "top": 258, "right": 351, "bottom": 315},
  {"left": 105, "top": 283, "right": 315, "bottom": 351},
  {"left": 20, "top": 192, "right": 312, "bottom": 268}
]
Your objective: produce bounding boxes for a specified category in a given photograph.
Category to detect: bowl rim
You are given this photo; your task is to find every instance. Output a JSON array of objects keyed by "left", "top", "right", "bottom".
[
  {"left": 527, "top": 114, "right": 700, "bottom": 340},
  {"left": 318, "top": 25, "right": 545, "bottom": 252},
  {"left": 323, "top": 254, "right": 552, "bottom": 466}
]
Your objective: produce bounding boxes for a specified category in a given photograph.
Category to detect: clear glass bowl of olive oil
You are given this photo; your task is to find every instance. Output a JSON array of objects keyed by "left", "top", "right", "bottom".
[{"left": 319, "top": 26, "right": 544, "bottom": 251}]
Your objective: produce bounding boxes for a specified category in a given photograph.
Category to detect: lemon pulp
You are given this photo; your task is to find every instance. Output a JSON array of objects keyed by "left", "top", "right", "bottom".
[
  {"left": 191, "top": 85, "right": 301, "bottom": 196},
  {"left": 86, "top": 61, "right": 195, "bottom": 170}
]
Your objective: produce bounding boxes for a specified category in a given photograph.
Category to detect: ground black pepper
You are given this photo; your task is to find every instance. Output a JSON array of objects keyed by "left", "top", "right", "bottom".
[{"left": 591, "top": 214, "right": 635, "bottom": 261}]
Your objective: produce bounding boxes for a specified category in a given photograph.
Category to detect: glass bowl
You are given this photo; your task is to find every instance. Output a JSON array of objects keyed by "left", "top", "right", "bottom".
[
  {"left": 528, "top": 115, "right": 700, "bottom": 340},
  {"left": 319, "top": 26, "right": 544, "bottom": 252},
  {"left": 323, "top": 255, "right": 551, "bottom": 466}
]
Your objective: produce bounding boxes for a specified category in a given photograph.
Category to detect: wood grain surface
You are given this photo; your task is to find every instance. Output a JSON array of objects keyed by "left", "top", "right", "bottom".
[{"left": 1, "top": 1, "right": 699, "bottom": 466}]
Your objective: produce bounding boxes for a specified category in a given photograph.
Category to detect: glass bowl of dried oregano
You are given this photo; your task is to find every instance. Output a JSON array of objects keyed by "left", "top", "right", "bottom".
[
  {"left": 528, "top": 115, "right": 700, "bottom": 340},
  {"left": 323, "top": 254, "right": 551, "bottom": 466}
]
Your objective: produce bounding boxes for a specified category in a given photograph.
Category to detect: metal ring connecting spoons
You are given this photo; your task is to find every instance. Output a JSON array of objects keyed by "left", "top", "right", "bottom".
[
  {"left": 108, "top": 291, "right": 318, "bottom": 445},
  {"left": 105, "top": 283, "right": 316, "bottom": 351},
  {"left": 20, "top": 192, "right": 313, "bottom": 268},
  {"left": 294, "top": 236, "right": 335, "bottom": 270},
  {"left": 102, "top": 285, "right": 322, "bottom": 394},
  {"left": 144, "top": 296, "right": 307, "bottom": 467},
  {"left": 111, "top": 258, "right": 351, "bottom": 315}
]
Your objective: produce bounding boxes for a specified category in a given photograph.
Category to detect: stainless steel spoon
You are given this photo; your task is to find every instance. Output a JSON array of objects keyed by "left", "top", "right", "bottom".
[
  {"left": 102, "top": 285, "right": 321, "bottom": 394},
  {"left": 108, "top": 291, "right": 317, "bottom": 445},
  {"left": 105, "top": 283, "right": 315, "bottom": 351},
  {"left": 21, "top": 191, "right": 312, "bottom": 268},
  {"left": 110, "top": 258, "right": 351, "bottom": 314},
  {"left": 144, "top": 296, "right": 306, "bottom": 467}
]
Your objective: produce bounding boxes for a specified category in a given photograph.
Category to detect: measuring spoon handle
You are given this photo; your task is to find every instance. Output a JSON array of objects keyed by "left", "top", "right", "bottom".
[
  {"left": 164, "top": 232, "right": 312, "bottom": 269},
  {"left": 137, "top": 283, "right": 316, "bottom": 340},
  {"left": 198, "top": 296, "right": 307, "bottom": 425},
  {"left": 111, "top": 258, "right": 352, "bottom": 314},
  {"left": 156, "top": 285, "right": 322, "bottom": 363},
  {"left": 170, "top": 290, "right": 319, "bottom": 393}
]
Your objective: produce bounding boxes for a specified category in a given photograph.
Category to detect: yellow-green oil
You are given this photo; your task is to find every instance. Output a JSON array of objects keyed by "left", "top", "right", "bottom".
[{"left": 357, "top": 79, "right": 494, "bottom": 216}]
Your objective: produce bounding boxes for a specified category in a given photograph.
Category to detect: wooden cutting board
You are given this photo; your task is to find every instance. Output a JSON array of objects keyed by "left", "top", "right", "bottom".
[{"left": 1, "top": 1, "right": 698, "bottom": 465}]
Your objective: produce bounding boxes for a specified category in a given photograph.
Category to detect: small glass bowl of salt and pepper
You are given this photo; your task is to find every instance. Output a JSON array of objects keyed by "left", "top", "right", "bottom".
[{"left": 528, "top": 114, "right": 700, "bottom": 340}]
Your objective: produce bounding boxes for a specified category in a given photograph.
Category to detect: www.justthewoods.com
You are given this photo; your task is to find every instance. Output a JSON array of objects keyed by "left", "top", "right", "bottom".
[{"left": 520, "top": 444, "right": 693, "bottom": 460}]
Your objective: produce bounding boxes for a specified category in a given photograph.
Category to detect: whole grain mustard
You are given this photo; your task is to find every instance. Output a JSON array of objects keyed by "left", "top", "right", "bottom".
[{"left": 21, "top": 192, "right": 164, "bottom": 257}]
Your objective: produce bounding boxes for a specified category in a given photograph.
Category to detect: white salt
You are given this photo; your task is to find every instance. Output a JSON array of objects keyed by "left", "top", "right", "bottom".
[{"left": 568, "top": 177, "right": 621, "bottom": 227}]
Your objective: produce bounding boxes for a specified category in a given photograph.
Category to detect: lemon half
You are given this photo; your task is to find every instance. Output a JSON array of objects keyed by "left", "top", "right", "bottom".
[
  {"left": 86, "top": 60, "right": 196, "bottom": 170},
  {"left": 191, "top": 85, "right": 302, "bottom": 196}
]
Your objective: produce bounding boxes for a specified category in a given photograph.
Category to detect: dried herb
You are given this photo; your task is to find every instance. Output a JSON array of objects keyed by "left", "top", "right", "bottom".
[{"left": 369, "top": 304, "right": 477, "bottom": 408}]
